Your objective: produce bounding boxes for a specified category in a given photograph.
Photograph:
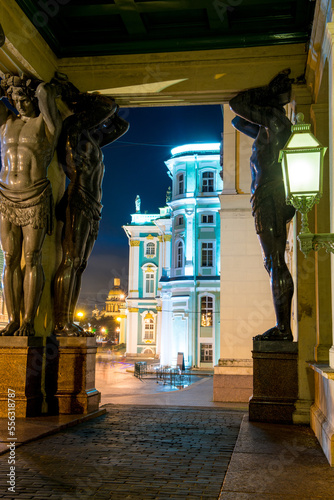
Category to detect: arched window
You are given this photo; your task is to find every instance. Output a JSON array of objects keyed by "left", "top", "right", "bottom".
[
  {"left": 146, "top": 241, "right": 155, "bottom": 256},
  {"left": 177, "top": 173, "right": 184, "bottom": 195},
  {"left": 202, "top": 171, "right": 214, "bottom": 192},
  {"left": 142, "top": 264, "right": 157, "bottom": 297},
  {"left": 201, "top": 296, "right": 213, "bottom": 327},
  {"left": 143, "top": 315, "right": 155, "bottom": 340},
  {"left": 176, "top": 241, "right": 183, "bottom": 268}
]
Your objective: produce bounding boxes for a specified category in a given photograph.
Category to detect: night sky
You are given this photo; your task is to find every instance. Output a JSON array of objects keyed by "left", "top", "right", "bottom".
[{"left": 78, "top": 104, "right": 224, "bottom": 312}]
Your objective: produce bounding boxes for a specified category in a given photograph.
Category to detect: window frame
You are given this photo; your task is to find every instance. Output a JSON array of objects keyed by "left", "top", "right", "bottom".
[
  {"left": 201, "top": 241, "right": 214, "bottom": 268},
  {"left": 201, "top": 213, "right": 215, "bottom": 225},
  {"left": 175, "top": 240, "right": 184, "bottom": 269},
  {"left": 142, "top": 264, "right": 157, "bottom": 298},
  {"left": 141, "top": 311, "right": 156, "bottom": 343},
  {"left": 145, "top": 241, "right": 156, "bottom": 257},
  {"left": 200, "top": 295, "right": 213, "bottom": 327},
  {"left": 201, "top": 170, "right": 215, "bottom": 193},
  {"left": 176, "top": 172, "right": 185, "bottom": 196}
]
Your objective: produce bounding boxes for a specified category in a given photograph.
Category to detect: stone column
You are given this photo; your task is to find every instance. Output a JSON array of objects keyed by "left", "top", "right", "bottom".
[
  {"left": 164, "top": 234, "right": 172, "bottom": 275},
  {"left": 311, "top": 103, "right": 332, "bottom": 362},
  {"left": 185, "top": 209, "right": 195, "bottom": 276},
  {"left": 126, "top": 308, "right": 139, "bottom": 356},
  {"left": 128, "top": 240, "right": 140, "bottom": 298},
  {"left": 222, "top": 105, "right": 237, "bottom": 194},
  {"left": 328, "top": 22, "right": 334, "bottom": 370},
  {"left": 290, "top": 85, "right": 317, "bottom": 424},
  {"left": 160, "top": 291, "right": 172, "bottom": 366},
  {"left": 156, "top": 304, "right": 162, "bottom": 358}
]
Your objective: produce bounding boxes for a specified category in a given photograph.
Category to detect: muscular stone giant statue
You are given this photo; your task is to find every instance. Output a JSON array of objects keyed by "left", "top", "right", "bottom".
[
  {"left": 0, "top": 75, "right": 62, "bottom": 336},
  {"left": 53, "top": 78, "right": 129, "bottom": 336},
  {"left": 229, "top": 69, "right": 295, "bottom": 341}
]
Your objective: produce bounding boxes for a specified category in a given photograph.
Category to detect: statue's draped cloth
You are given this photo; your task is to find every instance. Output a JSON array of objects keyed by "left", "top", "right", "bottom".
[
  {"left": 57, "top": 183, "right": 102, "bottom": 241},
  {"left": 251, "top": 179, "right": 295, "bottom": 237},
  {"left": 0, "top": 179, "right": 53, "bottom": 234}
]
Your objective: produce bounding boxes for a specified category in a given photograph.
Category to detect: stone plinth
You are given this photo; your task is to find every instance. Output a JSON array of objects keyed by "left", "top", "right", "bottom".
[
  {"left": 249, "top": 341, "right": 298, "bottom": 424},
  {"left": 0, "top": 337, "right": 44, "bottom": 418},
  {"left": 213, "top": 359, "right": 253, "bottom": 402},
  {"left": 52, "top": 336, "right": 100, "bottom": 415}
]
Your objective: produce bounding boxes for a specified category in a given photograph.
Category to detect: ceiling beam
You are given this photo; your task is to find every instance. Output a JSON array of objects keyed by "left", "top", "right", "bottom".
[{"left": 113, "top": 0, "right": 147, "bottom": 36}]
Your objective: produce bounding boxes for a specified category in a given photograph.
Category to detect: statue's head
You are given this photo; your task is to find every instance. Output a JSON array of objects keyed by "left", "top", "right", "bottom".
[
  {"left": 10, "top": 87, "right": 37, "bottom": 117},
  {"left": 268, "top": 69, "right": 294, "bottom": 108},
  {"left": 3, "top": 75, "right": 40, "bottom": 116}
]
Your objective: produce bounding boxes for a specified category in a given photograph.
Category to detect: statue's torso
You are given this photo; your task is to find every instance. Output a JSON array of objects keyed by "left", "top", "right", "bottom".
[
  {"left": 250, "top": 113, "right": 291, "bottom": 194},
  {"left": 65, "top": 129, "right": 104, "bottom": 203},
  {"left": 0, "top": 114, "right": 52, "bottom": 189}
]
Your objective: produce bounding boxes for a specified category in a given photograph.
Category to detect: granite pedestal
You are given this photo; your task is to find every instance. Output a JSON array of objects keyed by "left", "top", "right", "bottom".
[
  {"left": 249, "top": 340, "right": 298, "bottom": 424},
  {"left": 0, "top": 337, "right": 44, "bottom": 418},
  {"left": 52, "top": 336, "right": 101, "bottom": 415}
]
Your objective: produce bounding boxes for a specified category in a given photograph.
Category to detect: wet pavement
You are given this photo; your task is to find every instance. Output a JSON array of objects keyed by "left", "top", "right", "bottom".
[
  {"left": 0, "top": 405, "right": 243, "bottom": 499},
  {"left": 1, "top": 360, "right": 333, "bottom": 499}
]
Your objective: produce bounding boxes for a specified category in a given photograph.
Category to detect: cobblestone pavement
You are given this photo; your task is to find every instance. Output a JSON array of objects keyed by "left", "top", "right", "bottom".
[{"left": 0, "top": 406, "right": 244, "bottom": 500}]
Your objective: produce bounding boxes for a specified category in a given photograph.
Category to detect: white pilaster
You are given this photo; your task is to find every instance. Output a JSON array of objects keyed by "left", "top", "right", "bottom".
[
  {"left": 128, "top": 240, "right": 140, "bottom": 298},
  {"left": 160, "top": 291, "right": 172, "bottom": 366},
  {"left": 185, "top": 209, "right": 194, "bottom": 275},
  {"left": 126, "top": 308, "right": 139, "bottom": 355}
]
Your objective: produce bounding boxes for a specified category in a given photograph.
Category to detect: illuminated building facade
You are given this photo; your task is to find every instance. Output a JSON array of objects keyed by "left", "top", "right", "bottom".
[
  {"left": 159, "top": 144, "right": 223, "bottom": 368},
  {"left": 123, "top": 202, "right": 172, "bottom": 358},
  {"left": 123, "top": 144, "right": 222, "bottom": 366}
]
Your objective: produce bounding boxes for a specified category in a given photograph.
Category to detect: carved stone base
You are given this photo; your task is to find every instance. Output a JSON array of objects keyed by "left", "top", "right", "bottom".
[
  {"left": 0, "top": 337, "right": 44, "bottom": 418},
  {"left": 249, "top": 340, "right": 298, "bottom": 424},
  {"left": 51, "top": 336, "right": 101, "bottom": 415},
  {"left": 213, "top": 359, "right": 253, "bottom": 402}
]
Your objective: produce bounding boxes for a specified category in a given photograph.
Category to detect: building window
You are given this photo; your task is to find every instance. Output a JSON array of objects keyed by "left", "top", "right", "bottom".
[
  {"left": 144, "top": 317, "right": 155, "bottom": 340},
  {"left": 200, "top": 343, "right": 213, "bottom": 362},
  {"left": 201, "top": 214, "right": 214, "bottom": 224},
  {"left": 145, "top": 241, "right": 155, "bottom": 256},
  {"left": 177, "top": 173, "right": 184, "bottom": 195},
  {"left": 201, "top": 296, "right": 213, "bottom": 327},
  {"left": 202, "top": 171, "right": 214, "bottom": 192},
  {"left": 176, "top": 215, "right": 184, "bottom": 226},
  {"left": 201, "top": 242, "right": 213, "bottom": 267},
  {"left": 145, "top": 273, "right": 154, "bottom": 294},
  {"left": 176, "top": 241, "right": 184, "bottom": 268}
]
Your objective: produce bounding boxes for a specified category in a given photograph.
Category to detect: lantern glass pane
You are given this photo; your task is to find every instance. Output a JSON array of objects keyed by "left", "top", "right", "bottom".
[
  {"left": 288, "top": 132, "right": 319, "bottom": 149},
  {"left": 286, "top": 151, "right": 320, "bottom": 194}
]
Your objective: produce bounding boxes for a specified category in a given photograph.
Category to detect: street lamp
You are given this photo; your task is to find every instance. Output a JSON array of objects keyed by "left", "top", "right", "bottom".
[{"left": 279, "top": 113, "right": 331, "bottom": 257}]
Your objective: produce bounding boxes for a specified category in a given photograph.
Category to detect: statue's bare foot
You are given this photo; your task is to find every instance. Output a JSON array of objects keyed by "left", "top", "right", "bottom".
[
  {"left": 55, "top": 323, "right": 93, "bottom": 337},
  {"left": 15, "top": 321, "right": 35, "bottom": 337},
  {"left": 0, "top": 321, "right": 20, "bottom": 336},
  {"left": 253, "top": 326, "right": 293, "bottom": 341}
]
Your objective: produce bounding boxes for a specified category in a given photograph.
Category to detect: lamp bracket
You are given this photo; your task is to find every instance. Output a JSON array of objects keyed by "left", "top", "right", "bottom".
[{"left": 298, "top": 232, "right": 334, "bottom": 257}]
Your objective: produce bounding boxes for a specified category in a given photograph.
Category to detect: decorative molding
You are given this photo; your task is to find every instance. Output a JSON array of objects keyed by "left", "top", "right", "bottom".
[
  {"left": 157, "top": 236, "right": 163, "bottom": 242},
  {"left": 129, "top": 290, "right": 138, "bottom": 293},
  {"left": 156, "top": 306, "right": 162, "bottom": 311},
  {"left": 164, "top": 234, "right": 172, "bottom": 241},
  {"left": 130, "top": 240, "right": 140, "bottom": 246},
  {"left": 146, "top": 234, "right": 154, "bottom": 240},
  {"left": 128, "top": 307, "right": 139, "bottom": 312}
]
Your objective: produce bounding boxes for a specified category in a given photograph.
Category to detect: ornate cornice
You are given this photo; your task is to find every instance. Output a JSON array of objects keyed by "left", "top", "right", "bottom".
[{"left": 130, "top": 240, "right": 140, "bottom": 246}]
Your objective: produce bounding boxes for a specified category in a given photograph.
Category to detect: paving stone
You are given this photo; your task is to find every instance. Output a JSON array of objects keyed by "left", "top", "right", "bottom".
[{"left": 0, "top": 406, "right": 243, "bottom": 499}]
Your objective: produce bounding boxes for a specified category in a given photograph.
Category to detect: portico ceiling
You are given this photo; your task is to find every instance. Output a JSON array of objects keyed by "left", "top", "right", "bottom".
[
  {"left": 15, "top": 0, "right": 314, "bottom": 58},
  {"left": 0, "top": 0, "right": 315, "bottom": 105}
]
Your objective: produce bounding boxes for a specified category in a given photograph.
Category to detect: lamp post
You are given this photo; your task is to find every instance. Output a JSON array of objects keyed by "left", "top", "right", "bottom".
[{"left": 279, "top": 113, "right": 331, "bottom": 256}]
